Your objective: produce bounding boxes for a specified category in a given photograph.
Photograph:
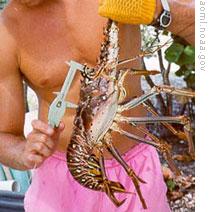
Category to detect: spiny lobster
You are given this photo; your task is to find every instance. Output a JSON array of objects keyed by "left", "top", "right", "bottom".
[{"left": 66, "top": 20, "right": 195, "bottom": 209}]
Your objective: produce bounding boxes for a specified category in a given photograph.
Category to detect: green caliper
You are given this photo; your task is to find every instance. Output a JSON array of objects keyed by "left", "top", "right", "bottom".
[{"left": 48, "top": 61, "right": 85, "bottom": 128}]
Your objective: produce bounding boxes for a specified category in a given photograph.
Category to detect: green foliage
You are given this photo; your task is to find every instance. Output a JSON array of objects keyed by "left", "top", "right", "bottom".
[
  {"left": 165, "top": 43, "right": 195, "bottom": 65},
  {"left": 165, "top": 43, "right": 195, "bottom": 89},
  {"left": 165, "top": 43, "right": 184, "bottom": 63},
  {"left": 166, "top": 179, "right": 176, "bottom": 192}
]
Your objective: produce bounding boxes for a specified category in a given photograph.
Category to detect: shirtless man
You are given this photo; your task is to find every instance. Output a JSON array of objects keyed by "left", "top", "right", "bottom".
[{"left": 0, "top": 0, "right": 194, "bottom": 211}]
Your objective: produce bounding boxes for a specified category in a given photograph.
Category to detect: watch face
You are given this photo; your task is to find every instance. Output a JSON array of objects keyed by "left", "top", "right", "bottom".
[
  {"left": 162, "top": 16, "right": 171, "bottom": 26},
  {"left": 160, "top": 11, "right": 172, "bottom": 28}
]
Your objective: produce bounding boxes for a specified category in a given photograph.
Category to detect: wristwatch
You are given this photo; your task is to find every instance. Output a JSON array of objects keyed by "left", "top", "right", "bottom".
[{"left": 152, "top": 0, "right": 172, "bottom": 29}]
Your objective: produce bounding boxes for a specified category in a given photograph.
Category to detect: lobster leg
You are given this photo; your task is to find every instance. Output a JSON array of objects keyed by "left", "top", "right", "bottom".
[
  {"left": 104, "top": 135, "right": 147, "bottom": 209},
  {"left": 118, "top": 85, "right": 194, "bottom": 112},
  {"left": 118, "top": 68, "right": 160, "bottom": 77},
  {"left": 143, "top": 101, "right": 195, "bottom": 157},
  {"left": 98, "top": 153, "right": 127, "bottom": 207},
  {"left": 117, "top": 85, "right": 195, "bottom": 157},
  {"left": 117, "top": 69, "right": 160, "bottom": 103},
  {"left": 115, "top": 114, "right": 193, "bottom": 151},
  {"left": 115, "top": 113, "right": 194, "bottom": 157},
  {"left": 133, "top": 126, "right": 181, "bottom": 176},
  {"left": 115, "top": 114, "right": 189, "bottom": 125},
  {"left": 117, "top": 76, "right": 192, "bottom": 143},
  {"left": 111, "top": 123, "right": 180, "bottom": 175},
  {"left": 183, "top": 121, "right": 195, "bottom": 159},
  {"left": 111, "top": 123, "right": 167, "bottom": 149},
  {"left": 133, "top": 126, "right": 182, "bottom": 176},
  {"left": 142, "top": 101, "right": 187, "bottom": 141},
  {"left": 117, "top": 39, "right": 173, "bottom": 66}
]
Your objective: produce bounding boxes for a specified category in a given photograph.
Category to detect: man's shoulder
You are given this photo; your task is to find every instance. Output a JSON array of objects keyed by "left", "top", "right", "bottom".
[
  {"left": 0, "top": 1, "right": 22, "bottom": 33},
  {"left": 0, "top": 2, "right": 20, "bottom": 64},
  {"left": 1, "top": 0, "right": 23, "bottom": 22},
  {"left": 0, "top": 0, "right": 27, "bottom": 47}
]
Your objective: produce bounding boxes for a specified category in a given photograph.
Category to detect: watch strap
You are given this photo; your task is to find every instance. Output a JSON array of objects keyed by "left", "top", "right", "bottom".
[{"left": 152, "top": 0, "right": 172, "bottom": 29}]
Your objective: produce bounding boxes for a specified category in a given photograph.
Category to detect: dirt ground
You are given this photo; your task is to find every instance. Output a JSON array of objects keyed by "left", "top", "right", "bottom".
[{"left": 161, "top": 141, "right": 195, "bottom": 212}]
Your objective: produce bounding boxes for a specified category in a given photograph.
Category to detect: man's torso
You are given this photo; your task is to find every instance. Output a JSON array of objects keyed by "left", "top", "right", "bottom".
[{"left": 3, "top": 0, "right": 146, "bottom": 158}]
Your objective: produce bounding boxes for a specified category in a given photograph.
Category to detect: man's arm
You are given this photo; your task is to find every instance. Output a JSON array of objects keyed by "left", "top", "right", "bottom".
[
  {"left": 156, "top": 0, "right": 194, "bottom": 45},
  {"left": 0, "top": 16, "right": 27, "bottom": 170},
  {"left": 0, "top": 17, "right": 64, "bottom": 170}
]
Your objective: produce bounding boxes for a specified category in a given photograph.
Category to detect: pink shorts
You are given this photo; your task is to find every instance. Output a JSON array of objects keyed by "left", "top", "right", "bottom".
[{"left": 24, "top": 143, "right": 171, "bottom": 212}]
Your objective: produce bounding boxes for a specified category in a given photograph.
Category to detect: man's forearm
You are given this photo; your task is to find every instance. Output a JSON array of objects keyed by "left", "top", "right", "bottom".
[
  {"left": 0, "top": 133, "right": 28, "bottom": 170},
  {"left": 156, "top": 0, "right": 195, "bottom": 44}
]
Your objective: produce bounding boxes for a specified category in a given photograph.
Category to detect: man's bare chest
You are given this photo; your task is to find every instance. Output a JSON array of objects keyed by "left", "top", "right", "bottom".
[{"left": 13, "top": 2, "right": 106, "bottom": 90}]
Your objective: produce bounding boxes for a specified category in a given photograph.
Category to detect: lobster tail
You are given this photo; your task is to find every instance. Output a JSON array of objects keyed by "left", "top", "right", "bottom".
[
  {"left": 67, "top": 139, "right": 128, "bottom": 207},
  {"left": 67, "top": 136, "right": 103, "bottom": 191},
  {"left": 67, "top": 130, "right": 129, "bottom": 207},
  {"left": 102, "top": 180, "right": 127, "bottom": 207},
  {"left": 107, "top": 180, "right": 126, "bottom": 193}
]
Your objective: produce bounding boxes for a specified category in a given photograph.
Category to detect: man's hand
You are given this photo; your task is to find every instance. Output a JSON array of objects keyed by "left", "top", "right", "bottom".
[{"left": 20, "top": 120, "right": 65, "bottom": 169}]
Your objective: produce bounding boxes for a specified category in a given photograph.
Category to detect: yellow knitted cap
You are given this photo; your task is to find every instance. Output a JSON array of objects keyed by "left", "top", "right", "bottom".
[{"left": 99, "top": 0, "right": 156, "bottom": 25}]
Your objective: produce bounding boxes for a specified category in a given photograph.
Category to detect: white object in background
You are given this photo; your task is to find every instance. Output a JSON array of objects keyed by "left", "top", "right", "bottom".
[
  {"left": 24, "top": 86, "right": 38, "bottom": 136},
  {"left": 24, "top": 110, "right": 38, "bottom": 137},
  {"left": 24, "top": 110, "right": 38, "bottom": 176},
  {"left": 0, "top": 180, "right": 20, "bottom": 192}
]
